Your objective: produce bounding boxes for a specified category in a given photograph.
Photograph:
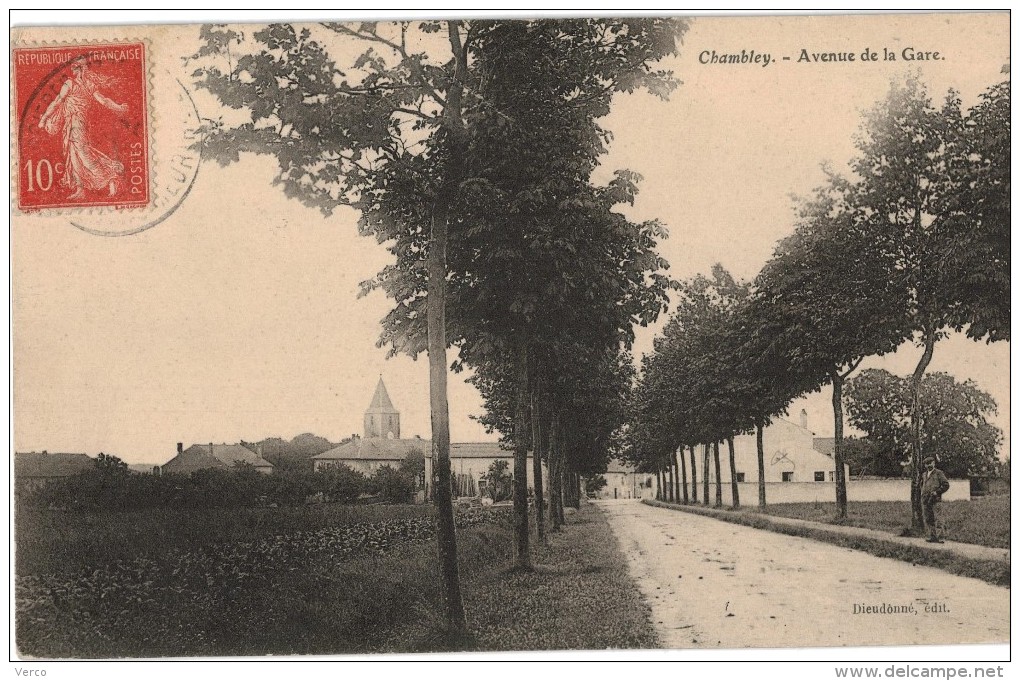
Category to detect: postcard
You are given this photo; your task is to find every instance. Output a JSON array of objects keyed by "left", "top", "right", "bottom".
[{"left": 10, "top": 11, "right": 1010, "bottom": 665}]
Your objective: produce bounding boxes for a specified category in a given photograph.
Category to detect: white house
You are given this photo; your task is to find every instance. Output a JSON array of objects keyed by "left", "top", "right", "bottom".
[
  {"left": 655, "top": 412, "right": 851, "bottom": 505},
  {"left": 653, "top": 411, "right": 968, "bottom": 504}
]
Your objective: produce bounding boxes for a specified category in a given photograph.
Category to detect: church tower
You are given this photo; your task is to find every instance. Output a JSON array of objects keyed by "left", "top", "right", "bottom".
[{"left": 364, "top": 376, "right": 400, "bottom": 439}]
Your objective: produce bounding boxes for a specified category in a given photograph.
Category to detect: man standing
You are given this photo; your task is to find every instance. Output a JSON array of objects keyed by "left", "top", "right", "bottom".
[{"left": 920, "top": 456, "right": 951, "bottom": 543}]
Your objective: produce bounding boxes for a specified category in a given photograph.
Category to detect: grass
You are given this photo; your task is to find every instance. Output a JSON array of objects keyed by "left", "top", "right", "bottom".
[
  {"left": 16, "top": 501, "right": 657, "bottom": 657},
  {"left": 399, "top": 503, "right": 659, "bottom": 653},
  {"left": 646, "top": 499, "right": 1010, "bottom": 588},
  {"left": 759, "top": 497, "right": 1010, "bottom": 549},
  {"left": 15, "top": 501, "right": 433, "bottom": 578}
]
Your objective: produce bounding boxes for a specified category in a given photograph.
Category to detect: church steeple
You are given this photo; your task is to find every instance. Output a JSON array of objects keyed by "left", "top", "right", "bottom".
[{"left": 364, "top": 376, "right": 400, "bottom": 439}]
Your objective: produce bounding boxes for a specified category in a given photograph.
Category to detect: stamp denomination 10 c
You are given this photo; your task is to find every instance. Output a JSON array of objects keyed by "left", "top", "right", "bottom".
[{"left": 14, "top": 42, "right": 150, "bottom": 211}]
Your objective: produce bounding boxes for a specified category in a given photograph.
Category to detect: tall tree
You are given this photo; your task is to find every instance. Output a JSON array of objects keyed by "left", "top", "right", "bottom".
[
  {"left": 849, "top": 78, "right": 1009, "bottom": 527},
  {"left": 753, "top": 180, "right": 906, "bottom": 517},
  {"left": 192, "top": 20, "right": 474, "bottom": 635},
  {"left": 442, "top": 19, "right": 683, "bottom": 568}
]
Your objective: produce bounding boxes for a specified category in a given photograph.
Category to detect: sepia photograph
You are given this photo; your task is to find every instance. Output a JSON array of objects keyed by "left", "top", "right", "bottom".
[{"left": 8, "top": 9, "right": 1010, "bottom": 670}]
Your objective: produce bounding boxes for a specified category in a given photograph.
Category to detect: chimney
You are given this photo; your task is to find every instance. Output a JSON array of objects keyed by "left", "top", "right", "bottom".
[
  {"left": 177, "top": 442, "right": 183, "bottom": 455},
  {"left": 799, "top": 409, "right": 808, "bottom": 430}
]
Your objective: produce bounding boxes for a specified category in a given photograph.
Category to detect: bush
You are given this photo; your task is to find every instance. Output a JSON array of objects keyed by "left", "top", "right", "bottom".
[
  {"left": 371, "top": 465, "right": 416, "bottom": 504},
  {"left": 24, "top": 463, "right": 373, "bottom": 513},
  {"left": 313, "top": 465, "right": 366, "bottom": 503}
]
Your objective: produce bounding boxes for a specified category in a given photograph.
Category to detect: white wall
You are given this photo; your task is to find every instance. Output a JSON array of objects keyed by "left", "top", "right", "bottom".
[{"left": 655, "top": 478, "right": 971, "bottom": 505}]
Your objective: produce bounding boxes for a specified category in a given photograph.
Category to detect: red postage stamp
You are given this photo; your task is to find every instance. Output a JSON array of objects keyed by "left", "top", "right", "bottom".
[{"left": 13, "top": 42, "right": 149, "bottom": 211}]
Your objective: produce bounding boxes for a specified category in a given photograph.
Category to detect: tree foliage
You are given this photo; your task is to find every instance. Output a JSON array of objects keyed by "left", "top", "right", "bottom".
[{"left": 845, "top": 368, "right": 1001, "bottom": 478}]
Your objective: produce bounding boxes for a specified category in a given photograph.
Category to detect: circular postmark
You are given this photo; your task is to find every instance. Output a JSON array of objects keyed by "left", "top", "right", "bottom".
[
  {"left": 14, "top": 42, "right": 202, "bottom": 236},
  {"left": 70, "top": 75, "right": 202, "bottom": 237}
]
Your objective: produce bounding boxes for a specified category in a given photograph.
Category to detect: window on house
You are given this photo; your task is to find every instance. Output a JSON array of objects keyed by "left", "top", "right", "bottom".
[
  {"left": 782, "top": 472, "right": 794, "bottom": 482},
  {"left": 736, "top": 472, "right": 745, "bottom": 482},
  {"left": 829, "top": 471, "right": 835, "bottom": 481},
  {"left": 814, "top": 471, "right": 825, "bottom": 482}
]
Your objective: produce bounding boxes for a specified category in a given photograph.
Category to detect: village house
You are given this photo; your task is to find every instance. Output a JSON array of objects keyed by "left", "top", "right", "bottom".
[
  {"left": 723, "top": 411, "right": 847, "bottom": 484},
  {"left": 644, "top": 411, "right": 968, "bottom": 504},
  {"left": 312, "top": 377, "right": 545, "bottom": 498},
  {"left": 160, "top": 442, "right": 275, "bottom": 475},
  {"left": 592, "top": 460, "right": 655, "bottom": 500},
  {"left": 14, "top": 451, "right": 94, "bottom": 493},
  {"left": 313, "top": 379, "right": 429, "bottom": 476}
]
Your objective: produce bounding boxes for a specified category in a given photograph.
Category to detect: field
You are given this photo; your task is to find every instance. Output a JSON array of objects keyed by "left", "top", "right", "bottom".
[
  {"left": 758, "top": 496, "right": 1010, "bottom": 549},
  {"left": 15, "top": 502, "right": 656, "bottom": 657}
]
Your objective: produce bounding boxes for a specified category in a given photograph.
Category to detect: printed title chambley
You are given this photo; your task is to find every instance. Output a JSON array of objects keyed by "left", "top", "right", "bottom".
[{"left": 699, "top": 47, "right": 944, "bottom": 67}]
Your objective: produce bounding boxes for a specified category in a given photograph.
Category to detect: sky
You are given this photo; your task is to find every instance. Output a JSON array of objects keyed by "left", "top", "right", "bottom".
[{"left": 11, "top": 12, "right": 1011, "bottom": 465}]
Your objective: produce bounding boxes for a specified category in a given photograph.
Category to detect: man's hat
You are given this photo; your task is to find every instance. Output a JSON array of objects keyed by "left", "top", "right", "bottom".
[{"left": 923, "top": 457, "right": 935, "bottom": 465}]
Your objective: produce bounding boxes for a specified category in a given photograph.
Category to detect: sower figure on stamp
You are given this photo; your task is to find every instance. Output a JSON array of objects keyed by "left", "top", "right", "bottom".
[
  {"left": 37, "top": 56, "right": 128, "bottom": 200},
  {"left": 920, "top": 456, "right": 950, "bottom": 543}
]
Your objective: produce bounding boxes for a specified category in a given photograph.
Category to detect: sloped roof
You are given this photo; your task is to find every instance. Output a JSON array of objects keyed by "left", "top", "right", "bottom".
[
  {"left": 366, "top": 377, "right": 399, "bottom": 414},
  {"left": 161, "top": 443, "right": 274, "bottom": 474},
  {"left": 313, "top": 437, "right": 429, "bottom": 461},
  {"left": 605, "top": 458, "right": 637, "bottom": 474},
  {"left": 813, "top": 437, "right": 835, "bottom": 457},
  {"left": 15, "top": 452, "right": 93, "bottom": 478}
]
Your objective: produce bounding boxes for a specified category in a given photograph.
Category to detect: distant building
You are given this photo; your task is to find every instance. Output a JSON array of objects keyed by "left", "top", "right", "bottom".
[
  {"left": 641, "top": 411, "right": 971, "bottom": 504},
  {"left": 363, "top": 376, "right": 401, "bottom": 439},
  {"left": 442, "top": 442, "right": 543, "bottom": 494},
  {"left": 160, "top": 442, "right": 274, "bottom": 475},
  {"left": 313, "top": 436, "right": 428, "bottom": 476},
  {"left": 313, "top": 377, "right": 427, "bottom": 475},
  {"left": 312, "top": 377, "right": 544, "bottom": 498},
  {"left": 592, "top": 460, "right": 655, "bottom": 500},
  {"left": 718, "top": 412, "right": 849, "bottom": 485},
  {"left": 14, "top": 451, "right": 93, "bottom": 492}
]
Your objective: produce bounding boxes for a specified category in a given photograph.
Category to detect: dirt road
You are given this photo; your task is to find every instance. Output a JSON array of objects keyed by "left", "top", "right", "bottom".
[{"left": 597, "top": 500, "right": 1009, "bottom": 649}]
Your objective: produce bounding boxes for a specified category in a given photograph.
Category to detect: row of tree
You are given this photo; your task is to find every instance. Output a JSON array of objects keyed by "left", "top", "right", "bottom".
[
  {"left": 191, "top": 18, "right": 689, "bottom": 638},
  {"left": 629, "top": 76, "right": 1009, "bottom": 526}
]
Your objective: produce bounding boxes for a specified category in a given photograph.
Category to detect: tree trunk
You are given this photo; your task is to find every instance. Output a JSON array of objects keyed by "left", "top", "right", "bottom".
[
  {"left": 550, "top": 416, "right": 562, "bottom": 531},
  {"left": 531, "top": 388, "right": 545, "bottom": 543},
  {"left": 512, "top": 343, "right": 531, "bottom": 570},
  {"left": 671, "top": 449, "right": 682, "bottom": 503},
  {"left": 656, "top": 468, "right": 663, "bottom": 501},
  {"left": 909, "top": 332, "right": 937, "bottom": 530},
  {"left": 666, "top": 457, "right": 674, "bottom": 502},
  {"left": 426, "top": 23, "right": 468, "bottom": 639},
  {"left": 679, "top": 447, "right": 689, "bottom": 504},
  {"left": 555, "top": 425, "right": 566, "bottom": 524},
  {"left": 727, "top": 436, "right": 739, "bottom": 509},
  {"left": 713, "top": 441, "right": 723, "bottom": 508},
  {"left": 831, "top": 370, "right": 848, "bottom": 519},
  {"left": 566, "top": 471, "right": 578, "bottom": 509},
  {"left": 702, "top": 444, "right": 710, "bottom": 506},
  {"left": 756, "top": 422, "right": 767, "bottom": 508},
  {"left": 689, "top": 445, "right": 698, "bottom": 504}
]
